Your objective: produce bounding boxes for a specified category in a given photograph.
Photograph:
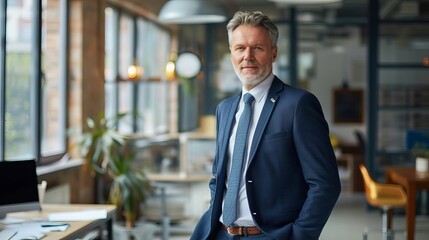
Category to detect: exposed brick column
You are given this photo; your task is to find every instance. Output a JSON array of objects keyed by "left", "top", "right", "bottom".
[
  {"left": 68, "top": 0, "right": 105, "bottom": 203},
  {"left": 82, "top": 0, "right": 105, "bottom": 124}
]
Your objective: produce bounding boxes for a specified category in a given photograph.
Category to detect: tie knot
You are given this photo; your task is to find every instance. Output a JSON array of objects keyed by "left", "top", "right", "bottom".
[{"left": 243, "top": 93, "right": 255, "bottom": 105}]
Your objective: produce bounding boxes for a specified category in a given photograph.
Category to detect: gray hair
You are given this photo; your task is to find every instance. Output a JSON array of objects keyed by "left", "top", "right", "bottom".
[{"left": 226, "top": 11, "right": 279, "bottom": 49}]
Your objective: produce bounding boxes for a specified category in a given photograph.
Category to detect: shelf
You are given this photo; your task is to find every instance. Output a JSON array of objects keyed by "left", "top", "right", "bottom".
[{"left": 379, "top": 87, "right": 429, "bottom": 108}]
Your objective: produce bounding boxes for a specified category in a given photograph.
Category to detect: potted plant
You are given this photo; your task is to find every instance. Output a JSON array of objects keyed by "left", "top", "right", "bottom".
[{"left": 79, "top": 112, "right": 152, "bottom": 228}]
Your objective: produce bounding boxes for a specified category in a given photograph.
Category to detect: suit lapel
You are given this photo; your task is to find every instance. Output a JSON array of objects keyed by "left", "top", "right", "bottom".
[{"left": 248, "top": 77, "right": 284, "bottom": 163}]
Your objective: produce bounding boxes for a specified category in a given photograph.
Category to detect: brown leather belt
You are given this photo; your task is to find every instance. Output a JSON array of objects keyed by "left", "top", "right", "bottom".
[{"left": 221, "top": 222, "right": 262, "bottom": 236}]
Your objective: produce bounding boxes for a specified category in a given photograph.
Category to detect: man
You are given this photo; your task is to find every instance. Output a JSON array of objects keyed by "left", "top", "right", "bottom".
[{"left": 191, "top": 11, "right": 341, "bottom": 240}]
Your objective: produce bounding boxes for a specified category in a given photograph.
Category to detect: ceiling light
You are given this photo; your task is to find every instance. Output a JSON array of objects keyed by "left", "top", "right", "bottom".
[{"left": 159, "top": 0, "right": 227, "bottom": 24}]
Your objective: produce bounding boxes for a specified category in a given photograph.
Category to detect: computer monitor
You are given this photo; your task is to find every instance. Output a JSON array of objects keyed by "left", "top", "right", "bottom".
[{"left": 0, "top": 159, "right": 41, "bottom": 219}]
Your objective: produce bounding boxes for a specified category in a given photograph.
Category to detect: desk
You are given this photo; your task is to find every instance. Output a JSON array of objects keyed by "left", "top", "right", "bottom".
[
  {"left": 2, "top": 204, "right": 116, "bottom": 240},
  {"left": 386, "top": 167, "right": 429, "bottom": 240}
]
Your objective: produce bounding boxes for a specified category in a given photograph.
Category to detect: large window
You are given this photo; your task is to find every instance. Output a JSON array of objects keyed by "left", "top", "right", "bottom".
[
  {"left": 0, "top": 0, "right": 67, "bottom": 163},
  {"left": 4, "top": 0, "right": 35, "bottom": 160},
  {"left": 104, "top": 6, "right": 171, "bottom": 136},
  {"left": 41, "top": 0, "right": 67, "bottom": 161}
]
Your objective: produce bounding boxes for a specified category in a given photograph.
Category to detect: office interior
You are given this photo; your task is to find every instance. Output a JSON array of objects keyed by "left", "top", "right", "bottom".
[{"left": 1, "top": 0, "right": 429, "bottom": 239}]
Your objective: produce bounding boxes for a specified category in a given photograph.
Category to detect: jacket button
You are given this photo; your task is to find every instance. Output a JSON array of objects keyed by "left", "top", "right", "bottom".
[
  {"left": 247, "top": 180, "right": 253, "bottom": 183},
  {"left": 252, "top": 212, "right": 257, "bottom": 215}
]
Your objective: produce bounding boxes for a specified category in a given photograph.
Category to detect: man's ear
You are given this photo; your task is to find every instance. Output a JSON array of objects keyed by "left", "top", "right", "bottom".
[{"left": 272, "top": 47, "right": 278, "bottom": 62}]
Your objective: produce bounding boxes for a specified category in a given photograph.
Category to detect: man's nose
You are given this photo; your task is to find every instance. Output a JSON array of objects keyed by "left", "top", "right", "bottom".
[{"left": 244, "top": 48, "right": 254, "bottom": 61}]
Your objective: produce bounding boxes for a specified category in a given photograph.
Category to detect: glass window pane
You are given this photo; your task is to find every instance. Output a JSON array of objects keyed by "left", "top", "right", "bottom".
[
  {"left": 378, "top": 68, "right": 429, "bottom": 153},
  {"left": 274, "top": 24, "right": 290, "bottom": 83},
  {"left": 135, "top": 18, "right": 171, "bottom": 135},
  {"left": 379, "top": 68, "right": 429, "bottom": 86},
  {"left": 381, "top": 1, "right": 428, "bottom": 22},
  {"left": 117, "top": 14, "right": 134, "bottom": 133},
  {"left": 379, "top": 24, "right": 429, "bottom": 64},
  {"left": 105, "top": 7, "right": 118, "bottom": 120},
  {"left": 41, "top": 0, "right": 66, "bottom": 157},
  {"left": 137, "top": 82, "right": 170, "bottom": 135},
  {"left": 118, "top": 14, "right": 133, "bottom": 80},
  {"left": 105, "top": 7, "right": 118, "bottom": 83},
  {"left": 118, "top": 81, "right": 133, "bottom": 133},
  {"left": 136, "top": 18, "right": 170, "bottom": 79},
  {"left": 4, "top": 0, "right": 35, "bottom": 160}
]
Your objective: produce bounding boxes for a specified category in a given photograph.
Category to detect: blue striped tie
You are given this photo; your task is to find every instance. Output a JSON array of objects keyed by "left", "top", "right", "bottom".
[{"left": 223, "top": 93, "right": 255, "bottom": 227}]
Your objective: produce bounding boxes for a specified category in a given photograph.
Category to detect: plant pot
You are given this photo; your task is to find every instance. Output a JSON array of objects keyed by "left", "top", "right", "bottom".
[{"left": 123, "top": 211, "right": 138, "bottom": 229}]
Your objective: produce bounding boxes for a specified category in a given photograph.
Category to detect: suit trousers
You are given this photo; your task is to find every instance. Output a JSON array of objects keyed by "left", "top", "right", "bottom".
[{"left": 214, "top": 227, "right": 273, "bottom": 240}]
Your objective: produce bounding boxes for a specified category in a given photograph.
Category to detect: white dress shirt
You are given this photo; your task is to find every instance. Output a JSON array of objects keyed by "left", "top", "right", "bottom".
[{"left": 220, "top": 74, "right": 274, "bottom": 226}]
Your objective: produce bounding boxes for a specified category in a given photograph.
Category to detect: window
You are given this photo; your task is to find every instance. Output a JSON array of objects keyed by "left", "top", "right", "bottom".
[
  {"left": 104, "top": 7, "right": 119, "bottom": 121},
  {"left": 136, "top": 18, "right": 171, "bottom": 135},
  {"left": 40, "top": 0, "right": 67, "bottom": 161},
  {"left": 117, "top": 13, "right": 135, "bottom": 133},
  {"left": 4, "top": 0, "right": 35, "bottom": 160},
  {"left": 104, "top": 6, "right": 171, "bottom": 136},
  {"left": 0, "top": 0, "right": 67, "bottom": 163}
]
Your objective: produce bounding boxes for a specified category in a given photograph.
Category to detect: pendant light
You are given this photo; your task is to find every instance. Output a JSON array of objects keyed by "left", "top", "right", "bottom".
[{"left": 159, "top": 0, "right": 227, "bottom": 24}]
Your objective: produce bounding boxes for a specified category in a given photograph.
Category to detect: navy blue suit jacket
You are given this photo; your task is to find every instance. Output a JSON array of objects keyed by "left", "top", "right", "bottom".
[{"left": 190, "top": 77, "right": 341, "bottom": 240}]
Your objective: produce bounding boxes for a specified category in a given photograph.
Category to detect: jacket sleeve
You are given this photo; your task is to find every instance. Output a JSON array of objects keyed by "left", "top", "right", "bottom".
[{"left": 290, "top": 91, "right": 341, "bottom": 239}]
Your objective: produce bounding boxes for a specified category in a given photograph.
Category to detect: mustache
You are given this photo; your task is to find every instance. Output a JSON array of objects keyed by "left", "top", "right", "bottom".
[{"left": 240, "top": 62, "right": 258, "bottom": 68}]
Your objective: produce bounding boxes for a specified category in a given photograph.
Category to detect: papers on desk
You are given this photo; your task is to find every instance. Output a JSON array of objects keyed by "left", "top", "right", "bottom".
[
  {"left": 0, "top": 209, "right": 108, "bottom": 239},
  {"left": 3, "top": 221, "right": 69, "bottom": 240},
  {"left": 0, "top": 217, "right": 26, "bottom": 225},
  {"left": 48, "top": 209, "right": 107, "bottom": 221}
]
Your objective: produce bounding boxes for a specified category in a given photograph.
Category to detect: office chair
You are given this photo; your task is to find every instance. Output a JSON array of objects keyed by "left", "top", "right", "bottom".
[{"left": 359, "top": 164, "right": 407, "bottom": 240}]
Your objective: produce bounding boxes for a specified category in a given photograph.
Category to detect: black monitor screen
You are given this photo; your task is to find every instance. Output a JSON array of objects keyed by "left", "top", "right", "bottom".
[{"left": 0, "top": 160, "right": 40, "bottom": 218}]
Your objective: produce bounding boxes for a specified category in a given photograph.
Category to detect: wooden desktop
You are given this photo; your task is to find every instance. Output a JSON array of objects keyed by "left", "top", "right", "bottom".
[{"left": 1, "top": 204, "right": 116, "bottom": 240}]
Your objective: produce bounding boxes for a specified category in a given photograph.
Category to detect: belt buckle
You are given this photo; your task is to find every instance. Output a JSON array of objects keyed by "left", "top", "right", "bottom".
[
  {"left": 226, "top": 227, "right": 238, "bottom": 236},
  {"left": 227, "top": 226, "right": 247, "bottom": 236}
]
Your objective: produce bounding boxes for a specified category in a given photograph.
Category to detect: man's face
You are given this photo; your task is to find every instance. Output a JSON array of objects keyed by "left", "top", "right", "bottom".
[{"left": 229, "top": 24, "right": 277, "bottom": 91}]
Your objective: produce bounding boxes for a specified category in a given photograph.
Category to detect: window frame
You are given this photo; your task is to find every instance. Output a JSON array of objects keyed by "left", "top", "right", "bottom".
[
  {"left": 104, "top": 5, "right": 172, "bottom": 136},
  {"left": 0, "top": 0, "right": 68, "bottom": 164}
]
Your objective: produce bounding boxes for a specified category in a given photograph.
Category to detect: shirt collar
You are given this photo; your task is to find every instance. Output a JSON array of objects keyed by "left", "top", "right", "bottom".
[{"left": 241, "top": 73, "right": 274, "bottom": 104}]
